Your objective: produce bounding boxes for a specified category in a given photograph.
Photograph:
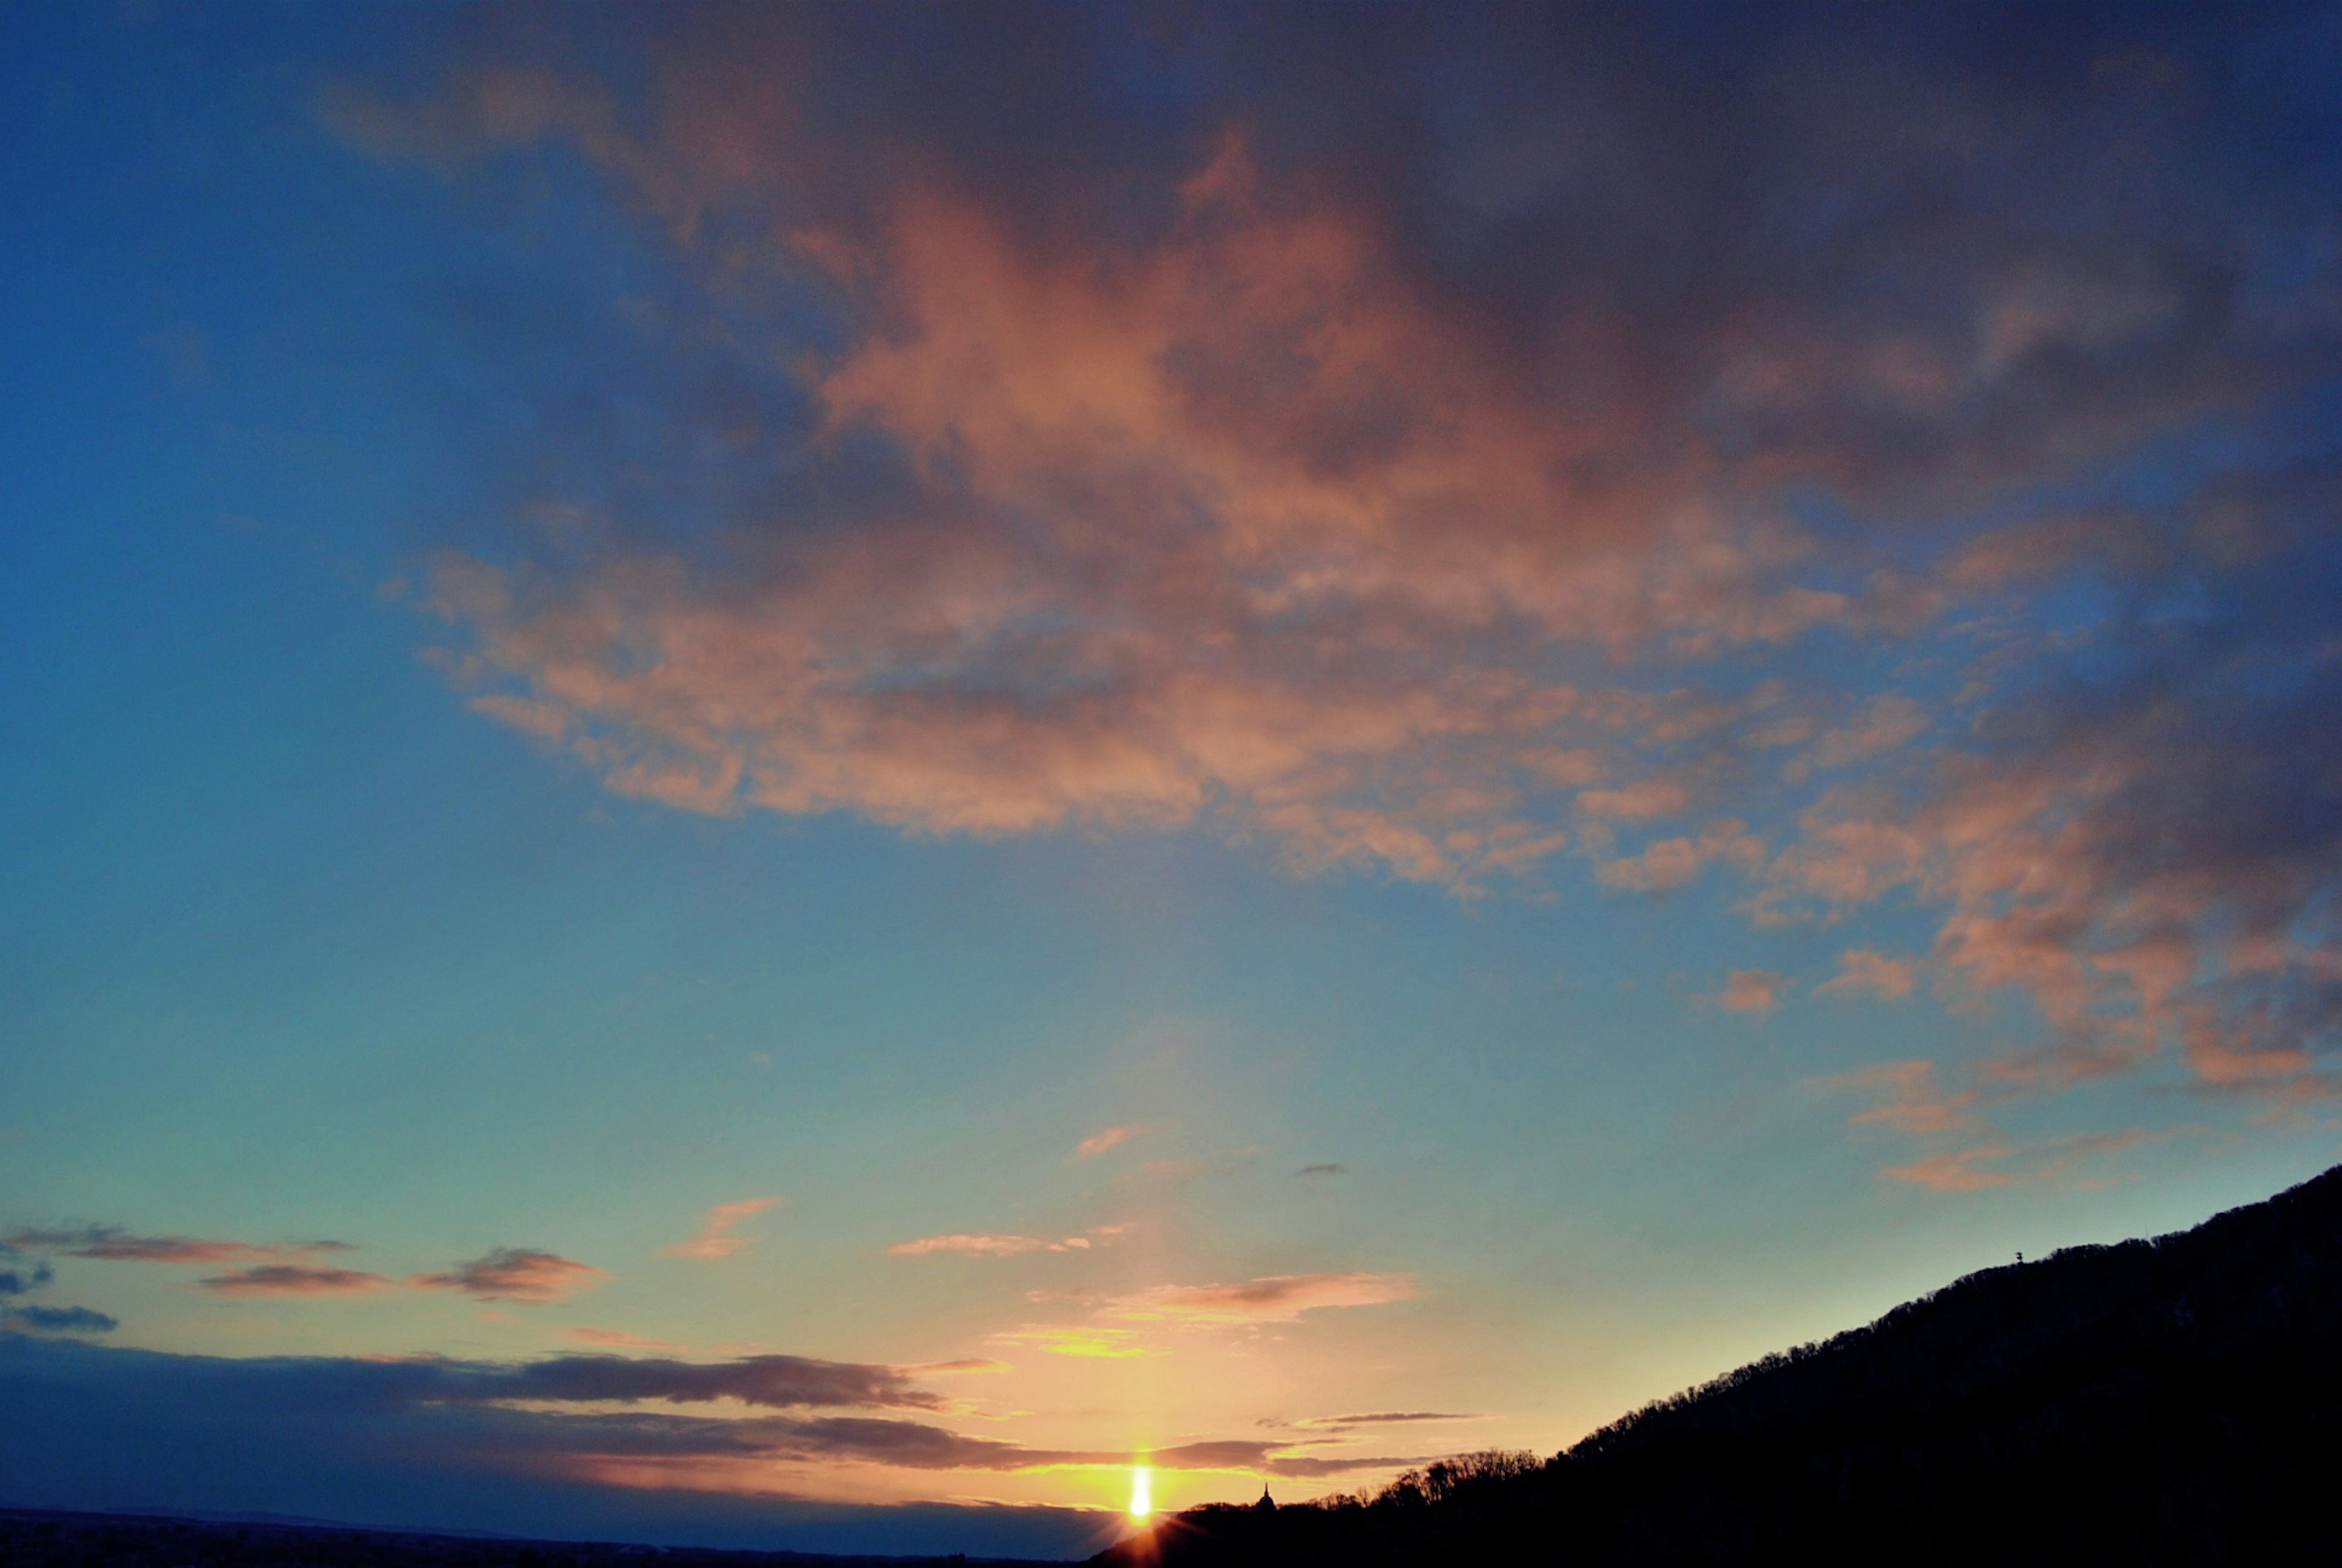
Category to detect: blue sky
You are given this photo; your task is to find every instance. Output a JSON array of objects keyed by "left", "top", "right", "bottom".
[{"left": 6, "top": 2, "right": 2342, "bottom": 1555}]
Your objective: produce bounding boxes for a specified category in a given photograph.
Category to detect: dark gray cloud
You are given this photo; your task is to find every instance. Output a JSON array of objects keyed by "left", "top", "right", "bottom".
[
  {"left": 0, "top": 1337, "right": 1107, "bottom": 1558},
  {"left": 410, "top": 1247, "right": 606, "bottom": 1303},
  {"left": 3, "top": 1225, "right": 354, "bottom": 1265},
  {"left": 443, "top": 1352, "right": 948, "bottom": 1412},
  {"left": 0, "top": 1336, "right": 1421, "bottom": 1552},
  {"left": 2, "top": 1305, "right": 117, "bottom": 1335}
]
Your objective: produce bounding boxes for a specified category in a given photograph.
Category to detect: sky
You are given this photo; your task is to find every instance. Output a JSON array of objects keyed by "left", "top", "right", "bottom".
[{"left": 5, "top": 0, "right": 2342, "bottom": 1557}]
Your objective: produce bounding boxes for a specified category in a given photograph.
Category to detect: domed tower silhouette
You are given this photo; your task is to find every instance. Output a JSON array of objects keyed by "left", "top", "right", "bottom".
[{"left": 1255, "top": 1484, "right": 1277, "bottom": 1513}]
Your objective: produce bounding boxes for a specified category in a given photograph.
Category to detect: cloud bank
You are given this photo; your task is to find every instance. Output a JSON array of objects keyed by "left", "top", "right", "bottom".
[{"left": 336, "top": 3, "right": 2342, "bottom": 1162}]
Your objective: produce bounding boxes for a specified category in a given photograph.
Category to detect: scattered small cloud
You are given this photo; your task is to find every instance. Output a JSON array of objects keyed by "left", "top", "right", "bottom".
[
  {"left": 887, "top": 1223, "right": 1131, "bottom": 1258},
  {"left": 1074, "top": 1123, "right": 1150, "bottom": 1160},
  {"left": 199, "top": 1265, "right": 391, "bottom": 1297},
  {"left": 566, "top": 1326, "right": 687, "bottom": 1351},
  {"left": 664, "top": 1196, "right": 784, "bottom": 1261},
  {"left": 1815, "top": 950, "right": 1916, "bottom": 1002},
  {"left": 1826, "top": 1059, "right": 1979, "bottom": 1137},
  {"left": 1105, "top": 1271, "right": 1417, "bottom": 1326},
  {"left": 1718, "top": 969, "right": 1784, "bottom": 1014},
  {"left": 1292, "top": 1410, "right": 1481, "bottom": 1430},
  {"left": 1882, "top": 1144, "right": 2018, "bottom": 1192},
  {"left": 990, "top": 1325, "right": 1158, "bottom": 1359},
  {"left": 411, "top": 1248, "right": 606, "bottom": 1303},
  {"left": 3, "top": 1226, "right": 353, "bottom": 1267},
  {"left": 1295, "top": 1163, "right": 1347, "bottom": 1178}
]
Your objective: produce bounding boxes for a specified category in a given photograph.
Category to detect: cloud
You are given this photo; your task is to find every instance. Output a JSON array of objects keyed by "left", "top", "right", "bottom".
[
  {"left": 411, "top": 1248, "right": 607, "bottom": 1303},
  {"left": 887, "top": 1234, "right": 1047, "bottom": 1258},
  {"left": 989, "top": 1326, "right": 1156, "bottom": 1360},
  {"left": 1292, "top": 1411, "right": 1481, "bottom": 1431},
  {"left": 200, "top": 1265, "right": 392, "bottom": 1297},
  {"left": 1717, "top": 970, "right": 1784, "bottom": 1014},
  {"left": 3, "top": 1226, "right": 353, "bottom": 1266},
  {"left": 567, "top": 1327, "right": 687, "bottom": 1351},
  {"left": 1595, "top": 819, "right": 1766, "bottom": 893},
  {"left": 1824, "top": 1059, "right": 1980, "bottom": 1137},
  {"left": 344, "top": 4, "right": 2342, "bottom": 1131},
  {"left": 1105, "top": 1271, "right": 1417, "bottom": 1326},
  {"left": 664, "top": 1197, "right": 783, "bottom": 1261},
  {"left": 1879, "top": 1125, "right": 2180, "bottom": 1193},
  {"left": 1804, "top": 695, "right": 1931, "bottom": 775},
  {"left": 1295, "top": 1163, "right": 1347, "bottom": 1178},
  {"left": 1816, "top": 950, "right": 1916, "bottom": 1002},
  {"left": 886, "top": 1224, "right": 1129, "bottom": 1258},
  {"left": 1073, "top": 1124, "right": 1149, "bottom": 1159},
  {"left": 1, "top": 1305, "right": 116, "bottom": 1335}
]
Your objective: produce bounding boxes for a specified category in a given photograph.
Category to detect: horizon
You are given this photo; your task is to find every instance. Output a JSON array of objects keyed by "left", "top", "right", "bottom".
[{"left": 7, "top": 3, "right": 2342, "bottom": 1560}]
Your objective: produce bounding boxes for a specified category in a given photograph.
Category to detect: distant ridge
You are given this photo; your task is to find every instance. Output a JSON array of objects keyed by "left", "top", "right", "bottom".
[{"left": 1103, "top": 1163, "right": 2342, "bottom": 1566}]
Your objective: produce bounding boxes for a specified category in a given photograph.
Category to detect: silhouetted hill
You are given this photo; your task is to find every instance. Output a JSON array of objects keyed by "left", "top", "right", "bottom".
[{"left": 1101, "top": 1163, "right": 2342, "bottom": 1566}]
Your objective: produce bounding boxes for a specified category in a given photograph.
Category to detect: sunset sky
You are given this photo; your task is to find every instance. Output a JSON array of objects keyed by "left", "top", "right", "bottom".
[{"left": 6, "top": 2, "right": 2342, "bottom": 1558}]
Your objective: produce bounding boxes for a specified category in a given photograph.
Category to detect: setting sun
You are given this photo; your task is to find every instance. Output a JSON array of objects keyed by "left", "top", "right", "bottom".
[{"left": 1128, "top": 1466, "right": 1153, "bottom": 1521}]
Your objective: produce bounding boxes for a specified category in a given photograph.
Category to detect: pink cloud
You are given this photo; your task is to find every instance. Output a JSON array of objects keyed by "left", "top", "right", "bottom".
[
  {"left": 1823, "top": 1059, "right": 1980, "bottom": 1137},
  {"left": 664, "top": 1196, "right": 784, "bottom": 1261},
  {"left": 1717, "top": 969, "right": 1783, "bottom": 1014},
  {"left": 411, "top": 1248, "right": 607, "bottom": 1303},
  {"left": 198, "top": 1265, "right": 390, "bottom": 1297},
  {"left": 1815, "top": 950, "right": 1917, "bottom": 1002}
]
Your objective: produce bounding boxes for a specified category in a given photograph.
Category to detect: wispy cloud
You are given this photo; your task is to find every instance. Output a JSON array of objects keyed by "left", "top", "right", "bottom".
[
  {"left": 1291, "top": 1411, "right": 1482, "bottom": 1431},
  {"left": 664, "top": 1197, "right": 783, "bottom": 1261},
  {"left": 1104, "top": 1271, "right": 1417, "bottom": 1326},
  {"left": 4, "top": 1226, "right": 353, "bottom": 1267},
  {"left": 411, "top": 1248, "right": 607, "bottom": 1304},
  {"left": 1717, "top": 969, "right": 1784, "bottom": 1014},
  {"left": 886, "top": 1223, "right": 1130, "bottom": 1258},
  {"left": 1073, "top": 1124, "right": 1149, "bottom": 1160},
  {"left": 1295, "top": 1163, "right": 1347, "bottom": 1178},
  {"left": 200, "top": 1265, "right": 391, "bottom": 1297},
  {"left": 1815, "top": 950, "right": 1916, "bottom": 1003},
  {"left": 566, "top": 1327, "right": 686, "bottom": 1351},
  {"left": 989, "top": 1326, "right": 1156, "bottom": 1360}
]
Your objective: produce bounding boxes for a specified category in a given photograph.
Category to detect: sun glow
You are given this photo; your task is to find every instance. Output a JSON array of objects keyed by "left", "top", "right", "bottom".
[{"left": 1128, "top": 1464, "right": 1153, "bottom": 1520}]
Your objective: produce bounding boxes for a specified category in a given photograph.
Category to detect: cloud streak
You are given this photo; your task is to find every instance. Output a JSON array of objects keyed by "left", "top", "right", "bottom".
[
  {"left": 411, "top": 1248, "right": 607, "bottom": 1303},
  {"left": 664, "top": 1197, "right": 783, "bottom": 1261}
]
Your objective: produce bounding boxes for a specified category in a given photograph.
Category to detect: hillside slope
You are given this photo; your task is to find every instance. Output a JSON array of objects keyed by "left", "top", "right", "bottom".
[{"left": 1104, "top": 1163, "right": 2342, "bottom": 1566}]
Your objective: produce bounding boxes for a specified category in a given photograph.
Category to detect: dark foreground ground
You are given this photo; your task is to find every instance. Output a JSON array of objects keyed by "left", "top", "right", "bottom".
[{"left": 0, "top": 1510, "right": 1062, "bottom": 1568}]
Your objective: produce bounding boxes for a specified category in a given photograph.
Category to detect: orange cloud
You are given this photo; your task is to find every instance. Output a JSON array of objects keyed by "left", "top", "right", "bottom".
[
  {"left": 411, "top": 1247, "right": 607, "bottom": 1303},
  {"left": 1104, "top": 1270, "right": 1416, "bottom": 1326},
  {"left": 990, "top": 1325, "right": 1157, "bottom": 1359},
  {"left": 664, "top": 1196, "right": 784, "bottom": 1261}
]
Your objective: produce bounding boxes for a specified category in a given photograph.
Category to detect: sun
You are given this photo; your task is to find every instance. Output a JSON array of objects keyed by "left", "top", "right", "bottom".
[{"left": 1128, "top": 1464, "right": 1153, "bottom": 1521}]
